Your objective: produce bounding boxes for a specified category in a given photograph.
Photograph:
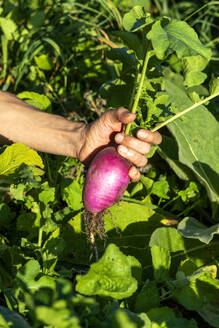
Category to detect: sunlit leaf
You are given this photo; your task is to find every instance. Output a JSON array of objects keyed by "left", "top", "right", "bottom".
[
  {"left": 76, "top": 244, "right": 140, "bottom": 299},
  {"left": 0, "top": 144, "right": 44, "bottom": 176},
  {"left": 178, "top": 217, "right": 219, "bottom": 244}
]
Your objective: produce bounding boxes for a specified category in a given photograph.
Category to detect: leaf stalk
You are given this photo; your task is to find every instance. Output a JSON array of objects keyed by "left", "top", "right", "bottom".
[
  {"left": 125, "top": 48, "right": 152, "bottom": 135},
  {"left": 151, "top": 92, "right": 219, "bottom": 132}
]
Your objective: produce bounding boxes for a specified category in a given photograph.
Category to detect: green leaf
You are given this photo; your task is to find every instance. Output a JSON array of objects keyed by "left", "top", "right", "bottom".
[
  {"left": 0, "top": 18, "right": 18, "bottom": 40},
  {"left": 158, "top": 136, "right": 195, "bottom": 181},
  {"left": 147, "top": 19, "right": 211, "bottom": 61},
  {"left": 0, "top": 203, "right": 13, "bottom": 227},
  {"left": 178, "top": 217, "right": 219, "bottom": 244},
  {"left": 0, "top": 306, "right": 31, "bottom": 328},
  {"left": 28, "top": 10, "right": 45, "bottom": 28},
  {"left": 182, "top": 55, "right": 208, "bottom": 87},
  {"left": 113, "top": 31, "right": 144, "bottom": 59},
  {"left": 135, "top": 280, "right": 160, "bottom": 313},
  {"left": 164, "top": 73, "right": 219, "bottom": 218},
  {"left": 0, "top": 144, "right": 44, "bottom": 176},
  {"left": 60, "top": 201, "right": 162, "bottom": 265},
  {"left": 61, "top": 179, "right": 83, "bottom": 211},
  {"left": 16, "top": 259, "right": 55, "bottom": 291},
  {"left": 151, "top": 180, "right": 170, "bottom": 199},
  {"left": 76, "top": 244, "right": 140, "bottom": 299},
  {"left": 149, "top": 227, "right": 185, "bottom": 252},
  {"left": 17, "top": 91, "right": 51, "bottom": 112},
  {"left": 151, "top": 245, "right": 171, "bottom": 282},
  {"left": 39, "top": 182, "right": 55, "bottom": 205},
  {"left": 109, "top": 308, "right": 151, "bottom": 328},
  {"left": 10, "top": 183, "right": 25, "bottom": 201},
  {"left": 123, "top": 6, "right": 153, "bottom": 32},
  {"left": 35, "top": 306, "right": 81, "bottom": 328},
  {"left": 168, "top": 268, "right": 219, "bottom": 311},
  {"left": 34, "top": 54, "right": 54, "bottom": 70},
  {"left": 147, "top": 306, "right": 197, "bottom": 327},
  {"left": 198, "top": 299, "right": 219, "bottom": 328},
  {"left": 209, "top": 75, "right": 219, "bottom": 95},
  {"left": 107, "top": 47, "right": 138, "bottom": 68}
]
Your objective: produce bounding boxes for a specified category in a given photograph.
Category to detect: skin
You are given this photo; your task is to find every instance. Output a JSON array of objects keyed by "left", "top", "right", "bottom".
[{"left": 0, "top": 91, "right": 162, "bottom": 181}]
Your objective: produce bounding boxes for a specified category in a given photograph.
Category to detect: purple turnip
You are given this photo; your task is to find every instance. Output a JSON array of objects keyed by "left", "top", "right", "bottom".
[{"left": 83, "top": 146, "right": 130, "bottom": 214}]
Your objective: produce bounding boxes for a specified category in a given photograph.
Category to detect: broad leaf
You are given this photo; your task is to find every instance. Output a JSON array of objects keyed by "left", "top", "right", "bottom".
[
  {"left": 149, "top": 227, "right": 185, "bottom": 252},
  {"left": 123, "top": 6, "right": 153, "bottom": 32},
  {"left": 168, "top": 268, "right": 219, "bottom": 311},
  {"left": 147, "top": 306, "right": 197, "bottom": 327},
  {"left": 61, "top": 201, "right": 162, "bottom": 265},
  {"left": 151, "top": 245, "right": 171, "bottom": 282},
  {"left": 34, "top": 54, "right": 54, "bottom": 70},
  {"left": 0, "top": 18, "right": 18, "bottom": 40},
  {"left": 17, "top": 91, "right": 51, "bottom": 112},
  {"left": 182, "top": 55, "right": 208, "bottom": 87},
  {"left": 209, "top": 76, "right": 219, "bottom": 95},
  {"left": 147, "top": 19, "right": 211, "bottom": 87},
  {"left": 178, "top": 217, "right": 219, "bottom": 244},
  {"left": 147, "top": 20, "right": 211, "bottom": 61},
  {"left": 135, "top": 280, "right": 160, "bottom": 313},
  {"left": 109, "top": 308, "right": 151, "bottom": 328},
  {"left": 39, "top": 182, "right": 55, "bottom": 205},
  {"left": 61, "top": 179, "right": 83, "bottom": 212},
  {"left": 198, "top": 299, "right": 219, "bottom": 328},
  {"left": 113, "top": 31, "right": 144, "bottom": 59},
  {"left": 0, "top": 306, "right": 31, "bottom": 328},
  {"left": 164, "top": 74, "right": 219, "bottom": 218},
  {"left": 76, "top": 244, "right": 140, "bottom": 299},
  {"left": 35, "top": 306, "right": 81, "bottom": 328},
  {"left": 16, "top": 259, "right": 55, "bottom": 291},
  {"left": 0, "top": 144, "right": 44, "bottom": 176},
  {"left": 158, "top": 136, "right": 195, "bottom": 181}
]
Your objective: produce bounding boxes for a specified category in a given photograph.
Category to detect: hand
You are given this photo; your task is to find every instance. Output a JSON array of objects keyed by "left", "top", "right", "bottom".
[{"left": 78, "top": 107, "right": 162, "bottom": 182}]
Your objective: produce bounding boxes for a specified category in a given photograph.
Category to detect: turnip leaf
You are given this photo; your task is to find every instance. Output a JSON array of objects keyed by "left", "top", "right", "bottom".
[
  {"left": 178, "top": 217, "right": 219, "bottom": 244},
  {"left": 0, "top": 143, "right": 44, "bottom": 176},
  {"left": 76, "top": 244, "right": 140, "bottom": 299},
  {"left": 164, "top": 74, "right": 219, "bottom": 218}
]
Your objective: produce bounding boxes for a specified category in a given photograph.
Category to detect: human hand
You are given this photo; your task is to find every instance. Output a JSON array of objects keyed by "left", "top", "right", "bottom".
[{"left": 78, "top": 107, "right": 162, "bottom": 182}]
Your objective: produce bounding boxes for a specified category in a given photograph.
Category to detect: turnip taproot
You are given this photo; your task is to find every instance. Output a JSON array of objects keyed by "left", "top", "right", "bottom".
[{"left": 83, "top": 146, "right": 130, "bottom": 214}]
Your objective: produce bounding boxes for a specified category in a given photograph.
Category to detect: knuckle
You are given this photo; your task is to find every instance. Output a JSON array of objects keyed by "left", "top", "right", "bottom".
[
  {"left": 140, "top": 156, "right": 148, "bottom": 167},
  {"left": 143, "top": 143, "right": 151, "bottom": 154}
]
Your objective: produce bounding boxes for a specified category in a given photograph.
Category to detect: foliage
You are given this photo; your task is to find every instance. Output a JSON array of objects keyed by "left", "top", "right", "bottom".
[{"left": 0, "top": 0, "right": 219, "bottom": 327}]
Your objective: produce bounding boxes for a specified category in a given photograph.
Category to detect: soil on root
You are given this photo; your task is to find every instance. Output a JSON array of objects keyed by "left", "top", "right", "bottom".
[{"left": 83, "top": 210, "right": 107, "bottom": 246}]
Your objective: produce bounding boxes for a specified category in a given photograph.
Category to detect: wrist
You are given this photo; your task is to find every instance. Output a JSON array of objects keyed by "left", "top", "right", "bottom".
[{"left": 68, "top": 122, "right": 87, "bottom": 159}]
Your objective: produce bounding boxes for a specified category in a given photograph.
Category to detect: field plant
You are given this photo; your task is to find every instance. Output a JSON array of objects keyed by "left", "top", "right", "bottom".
[{"left": 0, "top": 0, "right": 219, "bottom": 327}]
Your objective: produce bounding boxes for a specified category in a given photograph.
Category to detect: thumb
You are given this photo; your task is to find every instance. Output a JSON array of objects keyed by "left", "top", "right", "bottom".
[{"left": 104, "top": 107, "right": 136, "bottom": 126}]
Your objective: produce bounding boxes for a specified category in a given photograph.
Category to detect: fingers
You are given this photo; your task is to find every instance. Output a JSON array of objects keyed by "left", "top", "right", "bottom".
[
  {"left": 115, "top": 133, "right": 151, "bottom": 155},
  {"left": 117, "top": 144, "right": 148, "bottom": 167},
  {"left": 128, "top": 166, "right": 141, "bottom": 182},
  {"left": 114, "top": 129, "right": 162, "bottom": 175},
  {"left": 137, "top": 129, "right": 162, "bottom": 145}
]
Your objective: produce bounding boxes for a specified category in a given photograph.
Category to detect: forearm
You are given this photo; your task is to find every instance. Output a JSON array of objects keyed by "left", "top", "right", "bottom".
[{"left": 0, "top": 91, "right": 86, "bottom": 158}]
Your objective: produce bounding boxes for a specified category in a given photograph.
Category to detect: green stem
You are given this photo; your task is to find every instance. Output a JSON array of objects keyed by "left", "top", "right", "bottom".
[
  {"left": 125, "top": 48, "right": 152, "bottom": 135},
  {"left": 76, "top": 163, "right": 84, "bottom": 182},
  {"left": 38, "top": 227, "right": 43, "bottom": 248},
  {"left": 151, "top": 92, "right": 219, "bottom": 132},
  {"left": 184, "top": 1, "right": 219, "bottom": 22}
]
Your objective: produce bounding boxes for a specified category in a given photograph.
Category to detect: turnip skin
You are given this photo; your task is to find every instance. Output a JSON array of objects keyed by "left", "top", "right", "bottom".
[{"left": 83, "top": 146, "right": 130, "bottom": 214}]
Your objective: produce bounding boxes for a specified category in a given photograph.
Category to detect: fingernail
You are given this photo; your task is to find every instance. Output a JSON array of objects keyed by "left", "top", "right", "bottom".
[
  {"left": 138, "top": 130, "right": 148, "bottom": 138},
  {"left": 115, "top": 133, "right": 124, "bottom": 143},
  {"left": 119, "top": 145, "right": 128, "bottom": 154}
]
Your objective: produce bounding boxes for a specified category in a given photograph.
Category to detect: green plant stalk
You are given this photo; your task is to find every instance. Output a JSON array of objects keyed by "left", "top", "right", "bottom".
[
  {"left": 125, "top": 48, "right": 152, "bottom": 135},
  {"left": 151, "top": 92, "right": 219, "bottom": 132},
  {"left": 38, "top": 227, "right": 43, "bottom": 248},
  {"left": 184, "top": 1, "right": 219, "bottom": 22},
  {"left": 76, "top": 163, "right": 84, "bottom": 182}
]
